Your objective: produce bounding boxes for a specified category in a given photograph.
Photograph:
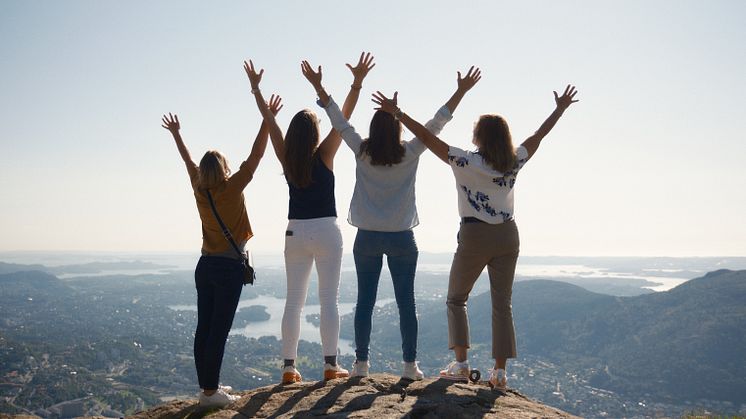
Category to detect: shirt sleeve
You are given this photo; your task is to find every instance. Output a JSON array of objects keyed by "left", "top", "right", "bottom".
[
  {"left": 322, "top": 98, "right": 363, "bottom": 152},
  {"left": 514, "top": 146, "right": 529, "bottom": 172},
  {"left": 227, "top": 159, "right": 254, "bottom": 191},
  {"left": 408, "top": 105, "right": 453, "bottom": 156},
  {"left": 188, "top": 162, "right": 200, "bottom": 190},
  {"left": 447, "top": 145, "right": 471, "bottom": 170}
]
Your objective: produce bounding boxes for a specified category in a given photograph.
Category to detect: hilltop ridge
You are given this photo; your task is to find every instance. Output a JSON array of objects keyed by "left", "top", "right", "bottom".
[{"left": 129, "top": 373, "right": 578, "bottom": 419}]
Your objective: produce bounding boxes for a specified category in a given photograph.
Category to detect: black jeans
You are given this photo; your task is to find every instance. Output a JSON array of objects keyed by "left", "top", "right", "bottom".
[{"left": 194, "top": 255, "right": 244, "bottom": 390}]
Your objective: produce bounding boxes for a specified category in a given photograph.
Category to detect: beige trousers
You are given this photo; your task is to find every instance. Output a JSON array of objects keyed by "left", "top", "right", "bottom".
[{"left": 446, "top": 220, "right": 519, "bottom": 359}]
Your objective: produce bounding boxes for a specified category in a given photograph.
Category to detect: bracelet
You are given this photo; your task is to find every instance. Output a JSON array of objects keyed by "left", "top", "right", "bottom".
[
  {"left": 251, "top": 88, "right": 260, "bottom": 94},
  {"left": 350, "top": 84, "right": 362, "bottom": 90},
  {"left": 393, "top": 108, "right": 403, "bottom": 121}
]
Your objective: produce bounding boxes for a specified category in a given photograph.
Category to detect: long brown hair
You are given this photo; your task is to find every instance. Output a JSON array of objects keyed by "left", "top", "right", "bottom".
[
  {"left": 359, "top": 110, "right": 404, "bottom": 166},
  {"left": 198, "top": 150, "right": 230, "bottom": 191},
  {"left": 284, "top": 110, "right": 320, "bottom": 188},
  {"left": 474, "top": 114, "right": 516, "bottom": 173}
]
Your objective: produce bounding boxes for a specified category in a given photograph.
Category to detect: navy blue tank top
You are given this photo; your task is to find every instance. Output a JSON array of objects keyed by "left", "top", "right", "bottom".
[{"left": 287, "top": 154, "right": 337, "bottom": 219}]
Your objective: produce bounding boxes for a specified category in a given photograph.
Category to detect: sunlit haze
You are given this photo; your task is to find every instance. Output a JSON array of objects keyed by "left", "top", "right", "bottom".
[{"left": 1, "top": 1, "right": 744, "bottom": 256}]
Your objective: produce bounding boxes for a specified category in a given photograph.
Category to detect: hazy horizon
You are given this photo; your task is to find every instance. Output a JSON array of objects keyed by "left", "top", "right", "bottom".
[{"left": 2, "top": 1, "right": 745, "bottom": 257}]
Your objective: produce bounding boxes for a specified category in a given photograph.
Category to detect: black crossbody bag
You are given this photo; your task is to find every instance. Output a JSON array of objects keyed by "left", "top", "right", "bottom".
[{"left": 206, "top": 190, "right": 255, "bottom": 286}]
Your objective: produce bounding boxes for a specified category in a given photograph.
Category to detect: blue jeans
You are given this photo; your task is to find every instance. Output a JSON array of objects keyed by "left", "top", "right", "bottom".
[
  {"left": 194, "top": 256, "right": 244, "bottom": 390},
  {"left": 353, "top": 229, "right": 419, "bottom": 362}
]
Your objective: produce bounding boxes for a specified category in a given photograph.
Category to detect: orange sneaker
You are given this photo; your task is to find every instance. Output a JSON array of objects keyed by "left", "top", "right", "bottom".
[
  {"left": 323, "top": 363, "right": 349, "bottom": 380},
  {"left": 281, "top": 366, "right": 302, "bottom": 384}
]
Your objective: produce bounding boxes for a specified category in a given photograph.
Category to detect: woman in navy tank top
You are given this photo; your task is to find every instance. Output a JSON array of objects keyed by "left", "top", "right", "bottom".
[{"left": 244, "top": 53, "right": 375, "bottom": 383}]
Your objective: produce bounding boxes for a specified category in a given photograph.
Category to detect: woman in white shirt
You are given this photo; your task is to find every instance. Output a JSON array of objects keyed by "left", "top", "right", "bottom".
[
  {"left": 373, "top": 84, "right": 579, "bottom": 389},
  {"left": 309, "top": 65, "right": 482, "bottom": 380}
]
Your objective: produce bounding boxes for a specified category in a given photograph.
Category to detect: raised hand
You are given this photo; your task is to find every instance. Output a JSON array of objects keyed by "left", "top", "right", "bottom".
[
  {"left": 301, "top": 60, "right": 323, "bottom": 90},
  {"left": 243, "top": 60, "right": 264, "bottom": 89},
  {"left": 268, "top": 94, "right": 283, "bottom": 116},
  {"left": 457, "top": 66, "right": 482, "bottom": 93},
  {"left": 554, "top": 85, "right": 579, "bottom": 110},
  {"left": 346, "top": 52, "right": 375, "bottom": 84},
  {"left": 161, "top": 113, "right": 180, "bottom": 133},
  {"left": 371, "top": 91, "right": 399, "bottom": 115}
]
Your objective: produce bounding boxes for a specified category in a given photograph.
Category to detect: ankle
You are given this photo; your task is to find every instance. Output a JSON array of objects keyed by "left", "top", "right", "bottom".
[
  {"left": 203, "top": 389, "right": 216, "bottom": 396},
  {"left": 324, "top": 355, "right": 337, "bottom": 366},
  {"left": 283, "top": 359, "right": 295, "bottom": 367}
]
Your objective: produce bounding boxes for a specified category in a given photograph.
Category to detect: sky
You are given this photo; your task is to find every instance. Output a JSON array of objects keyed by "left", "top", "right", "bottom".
[{"left": 1, "top": 0, "right": 745, "bottom": 257}]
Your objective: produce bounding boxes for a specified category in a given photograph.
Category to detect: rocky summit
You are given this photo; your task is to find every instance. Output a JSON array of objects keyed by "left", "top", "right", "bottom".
[{"left": 129, "top": 373, "right": 578, "bottom": 419}]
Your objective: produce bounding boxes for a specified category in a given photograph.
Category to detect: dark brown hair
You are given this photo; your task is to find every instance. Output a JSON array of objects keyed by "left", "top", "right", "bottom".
[
  {"left": 359, "top": 110, "right": 404, "bottom": 166},
  {"left": 474, "top": 114, "right": 516, "bottom": 173},
  {"left": 284, "top": 110, "right": 320, "bottom": 188},
  {"left": 198, "top": 150, "right": 230, "bottom": 191}
]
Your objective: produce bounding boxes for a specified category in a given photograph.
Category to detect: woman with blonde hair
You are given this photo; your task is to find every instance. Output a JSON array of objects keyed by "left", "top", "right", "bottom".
[
  {"left": 373, "top": 83, "right": 579, "bottom": 390},
  {"left": 307, "top": 65, "right": 481, "bottom": 380},
  {"left": 161, "top": 93, "right": 283, "bottom": 406},
  {"left": 244, "top": 53, "right": 375, "bottom": 383}
]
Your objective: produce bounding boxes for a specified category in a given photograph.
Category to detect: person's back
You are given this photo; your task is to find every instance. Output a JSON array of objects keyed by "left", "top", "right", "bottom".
[
  {"left": 316, "top": 66, "right": 481, "bottom": 381},
  {"left": 245, "top": 54, "right": 375, "bottom": 384},
  {"left": 287, "top": 153, "right": 336, "bottom": 220},
  {"left": 161, "top": 100, "right": 279, "bottom": 406}
]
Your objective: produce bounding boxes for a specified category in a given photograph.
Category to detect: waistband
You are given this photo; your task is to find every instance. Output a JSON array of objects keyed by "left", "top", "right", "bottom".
[
  {"left": 462, "top": 216, "right": 486, "bottom": 224},
  {"left": 287, "top": 216, "right": 338, "bottom": 227},
  {"left": 201, "top": 240, "right": 248, "bottom": 259},
  {"left": 461, "top": 217, "right": 516, "bottom": 226}
]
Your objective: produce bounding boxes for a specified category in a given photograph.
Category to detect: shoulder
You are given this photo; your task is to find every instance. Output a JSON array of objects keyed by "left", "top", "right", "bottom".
[
  {"left": 447, "top": 146, "right": 479, "bottom": 168},
  {"left": 516, "top": 146, "right": 529, "bottom": 161}
]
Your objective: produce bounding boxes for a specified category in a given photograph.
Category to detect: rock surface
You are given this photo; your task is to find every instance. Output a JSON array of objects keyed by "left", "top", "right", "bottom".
[{"left": 129, "top": 373, "right": 579, "bottom": 418}]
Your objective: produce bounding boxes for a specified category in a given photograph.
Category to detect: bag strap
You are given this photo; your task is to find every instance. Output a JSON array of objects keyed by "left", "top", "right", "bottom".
[{"left": 205, "top": 190, "right": 245, "bottom": 259}]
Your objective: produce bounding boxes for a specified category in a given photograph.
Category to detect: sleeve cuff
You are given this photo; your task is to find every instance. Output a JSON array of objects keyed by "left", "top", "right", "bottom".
[
  {"left": 317, "top": 96, "right": 334, "bottom": 109},
  {"left": 436, "top": 105, "right": 453, "bottom": 121}
]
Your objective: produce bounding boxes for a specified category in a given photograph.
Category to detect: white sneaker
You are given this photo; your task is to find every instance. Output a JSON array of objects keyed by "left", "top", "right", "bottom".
[
  {"left": 439, "top": 360, "right": 470, "bottom": 382},
  {"left": 402, "top": 361, "right": 424, "bottom": 381},
  {"left": 488, "top": 368, "right": 508, "bottom": 390},
  {"left": 199, "top": 388, "right": 239, "bottom": 408},
  {"left": 351, "top": 360, "right": 370, "bottom": 377}
]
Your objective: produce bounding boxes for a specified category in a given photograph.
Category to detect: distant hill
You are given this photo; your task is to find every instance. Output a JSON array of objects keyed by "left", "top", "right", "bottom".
[
  {"left": 0, "top": 260, "right": 174, "bottom": 276},
  {"left": 0, "top": 262, "right": 52, "bottom": 275},
  {"left": 466, "top": 269, "right": 746, "bottom": 404},
  {"left": 0, "top": 270, "right": 73, "bottom": 298},
  {"left": 356, "top": 270, "right": 745, "bottom": 407}
]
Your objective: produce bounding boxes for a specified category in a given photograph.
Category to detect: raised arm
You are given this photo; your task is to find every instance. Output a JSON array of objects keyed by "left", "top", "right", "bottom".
[
  {"left": 341, "top": 52, "right": 375, "bottom": 118},
  {"left": 444, "top": 66, "right": 482, "bottom": 114},
  {"left": 244, "top": 59, "right": 287, "bottom": 169},
  {"left": 521, "top": 84, "right": 579, "bottom": 159},
  {"left": 302, "top": 53, "right": 375, "bottom": 169},
  {"left": 373, "top": 91, "right": 451, "bottom": 164},
  {"left": 161, "top": 113, "right": 198, "bottom": 178},
  {"left": 240, "top": 94, "right": 284, "bottom": 178},
  {"left": 408, "top": 66, "right": 482, "bottom": 154}
]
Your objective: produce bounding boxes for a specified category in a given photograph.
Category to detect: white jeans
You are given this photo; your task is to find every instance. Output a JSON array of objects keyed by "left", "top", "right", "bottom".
[{"left": 281, "top": 217, "right": 343, "bottom": 359}]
